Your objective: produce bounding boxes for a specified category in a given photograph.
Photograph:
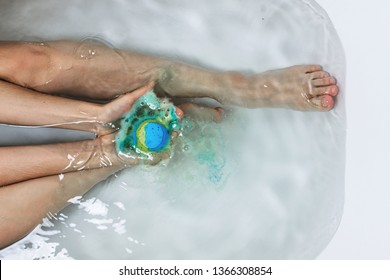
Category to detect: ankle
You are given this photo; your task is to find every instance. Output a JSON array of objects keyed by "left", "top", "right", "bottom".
[{"left": 156, "top": 62, "right": 227, "bottom": 103}]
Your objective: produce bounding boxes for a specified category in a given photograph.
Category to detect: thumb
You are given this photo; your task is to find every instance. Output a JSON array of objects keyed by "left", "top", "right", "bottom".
[{"left": 100, "top": 82, "right": 155, "bottom": 122}]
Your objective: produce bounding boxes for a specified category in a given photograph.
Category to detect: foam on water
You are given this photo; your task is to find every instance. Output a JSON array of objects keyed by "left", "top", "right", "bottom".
[{"left": 0, "top": 0, "right": 345, "bottom": 259}]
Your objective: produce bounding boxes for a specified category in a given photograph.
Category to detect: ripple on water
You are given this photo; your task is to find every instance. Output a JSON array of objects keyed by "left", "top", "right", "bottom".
[{"left": 0, "top": 0, "right": 345, "bottom": 259}]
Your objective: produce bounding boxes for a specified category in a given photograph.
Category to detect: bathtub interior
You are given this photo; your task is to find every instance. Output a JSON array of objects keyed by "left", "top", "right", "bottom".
[{"left": 0, "top": 0, "right": 346, "bottom": 259}]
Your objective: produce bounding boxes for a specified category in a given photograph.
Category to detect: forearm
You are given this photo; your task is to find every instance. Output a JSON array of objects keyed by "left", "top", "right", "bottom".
[
  {"left": 0, "top": 166, "right": 122, "bottom": 249},
  {"left": 0, "top": 137, "right": 117, "bottom": 186},
  {"left": 0, "top": 80, "right": 101, "bottom": 132}
]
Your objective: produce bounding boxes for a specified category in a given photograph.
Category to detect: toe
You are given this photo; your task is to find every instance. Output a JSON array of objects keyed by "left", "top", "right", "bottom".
[
  {"left": 179, "top": 103, "right": 224, "bottom": 122},
  {"left": 310, "top": 95, "right": 334, "bottom": 111},
  {"left": 312, "top": 76, "right": 337, "bottom": 87},
  {"left": 302, "top": 64, "right": 322, "bottom": 73},
  {"left": 314, "top": 85, "right": 339, "bottom": 96},
  {"left": 311, "top": 70, "right": 330, "bottom": 80}
]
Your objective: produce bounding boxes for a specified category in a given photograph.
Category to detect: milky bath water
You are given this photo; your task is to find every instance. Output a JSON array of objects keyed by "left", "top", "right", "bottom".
[{"left": 0, "top": 0, "right": 345, "bottom": 259}]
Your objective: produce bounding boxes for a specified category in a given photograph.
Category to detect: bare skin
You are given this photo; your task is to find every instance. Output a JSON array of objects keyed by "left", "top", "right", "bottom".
[
  {"left": 0, "top": 80, "right": 191, "bottom": 187},
  {"left": 0, "top": 166, "right": 123, "bottom": 248},
  {"left": 0, "top": 75, "right": 221, "bottom": 248},
  {"left": 225, "top": 65, "right": 339, "bottom": 110},
  {"left": 0, "top": 97, "right": 222, "bottom": 249},
  {"left": 0, "top": 80, "right": 154, "bottom": 135},
  {"left": 0, "top": 40, "right": 339, "bottom": 111},
  {"left": 0, "top": 39, "right": 337, "bottom": 248}
]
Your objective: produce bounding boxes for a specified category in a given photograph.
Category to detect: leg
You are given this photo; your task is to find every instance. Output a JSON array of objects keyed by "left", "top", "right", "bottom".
[
  {"left": 0, "top": 165, "right": 122, "bottom": 249},
  {"left": 0, "top": 40, "right": 339, "bottom": 111},
  {"left": 224, "top": 65, "right": 340, "bottom": 111},
  {"left": 0, "top": 40, "right": 163, "bottom": 99},
  {"left": 178, "top": 103, "right": 224, "bottom": 123}
]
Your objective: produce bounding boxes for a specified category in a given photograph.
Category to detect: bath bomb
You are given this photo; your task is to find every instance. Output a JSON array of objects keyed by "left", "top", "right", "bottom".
[
  {"left": 135, "top": 120, "right": 169, "bottom": 152},
  {"left": 116, "top": 90, "right": 180, "bottom": 157}
]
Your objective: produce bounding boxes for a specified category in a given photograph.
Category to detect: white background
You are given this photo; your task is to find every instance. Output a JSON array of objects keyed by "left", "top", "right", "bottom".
[{"left": 316, "top": 0, "right": 390, "bottom": 259}]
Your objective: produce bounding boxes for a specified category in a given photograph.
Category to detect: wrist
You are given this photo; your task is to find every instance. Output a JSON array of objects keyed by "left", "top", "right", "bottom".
[
  {"left": 98, "top": 134, "right": 138, "bottom": 167},
  {"left": 61, "top": 102, "right": 103, "bottom": 134}
]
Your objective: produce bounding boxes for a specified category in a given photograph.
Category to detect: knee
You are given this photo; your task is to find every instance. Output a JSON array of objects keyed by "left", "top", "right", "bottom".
[
  {"left": 17, "top": 44, "right": 57, "bottom": 87},
  {"left": 0, "top": 43, "right": 71, "bottom": 89}
]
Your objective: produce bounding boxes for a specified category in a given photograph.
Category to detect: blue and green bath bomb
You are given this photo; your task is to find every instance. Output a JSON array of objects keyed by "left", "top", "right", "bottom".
[{"left": 115, "top": 90, "right": 181, "bottom": 158}]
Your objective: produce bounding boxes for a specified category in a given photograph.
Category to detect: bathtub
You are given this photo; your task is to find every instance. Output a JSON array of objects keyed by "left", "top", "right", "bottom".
[
  {"left": 0, "top": 0, "right": 347, "bottom": 259},
  {"left": 316, "top": 0, "right": 390, "bottom": 259}
]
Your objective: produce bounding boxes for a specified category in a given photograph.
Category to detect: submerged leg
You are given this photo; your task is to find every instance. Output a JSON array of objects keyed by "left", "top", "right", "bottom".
[
  {"left": 223, "top": 65, "right": 340, "bottom": 111},
  {"left": 0, "top": 40, "right": 163, "bottom": 100},
  {"left": 0, "top": 40, "right": 339, "bottom": 111},
  {"left": 178, "top": 103, "right": 224, "bottom": 123},
  {"left": 0, "top": 165, "right": 122, "bottom": 249}
]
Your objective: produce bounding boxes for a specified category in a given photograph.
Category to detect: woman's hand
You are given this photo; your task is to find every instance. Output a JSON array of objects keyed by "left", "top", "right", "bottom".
[{"left": 94, "top": 82, "right": 155, "bottom": 136}]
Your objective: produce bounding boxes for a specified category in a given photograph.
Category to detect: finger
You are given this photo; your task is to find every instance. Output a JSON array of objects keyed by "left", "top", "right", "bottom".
[
  {"left": 170, "top": 131, "right": 179, "bottom": 145},
  {"left": 175, "top": 107, "right": 184, "bottom": 119},
  {"left": 117, "top": 152, "right": 139, "bottom": 166},
  {"left": 142, "top": 151, "right": 170, "bottom": 166},
  {"left": 99, "top": 82, "right": 155, "bottom": 125},
  {"left": 128, "top": 81, "right": 155, "bottom": 103},
  {"left": 120, "top": 82, "right": 154, "bottom": 109}
]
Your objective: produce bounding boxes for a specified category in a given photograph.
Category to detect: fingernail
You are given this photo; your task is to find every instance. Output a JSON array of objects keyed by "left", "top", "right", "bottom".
[{"left": 175, "top": 107, "right": 184, "bottom": 118}]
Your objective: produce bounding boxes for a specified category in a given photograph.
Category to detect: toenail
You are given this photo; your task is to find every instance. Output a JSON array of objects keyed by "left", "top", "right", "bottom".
[
  {"left": 331, "top": 86, "right": 338, "bottom": 94},
  {"left": 321, "top": 97, "right": 329, "bottom": 107}
]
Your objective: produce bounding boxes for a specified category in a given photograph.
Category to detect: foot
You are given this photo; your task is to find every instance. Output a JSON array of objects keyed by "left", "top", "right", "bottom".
[
  {"left": 224, "top": 65, "right": 339, "bottom": 111},
  {"left": 178, "top": 103, "right": 224, "bottom": 122}
]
